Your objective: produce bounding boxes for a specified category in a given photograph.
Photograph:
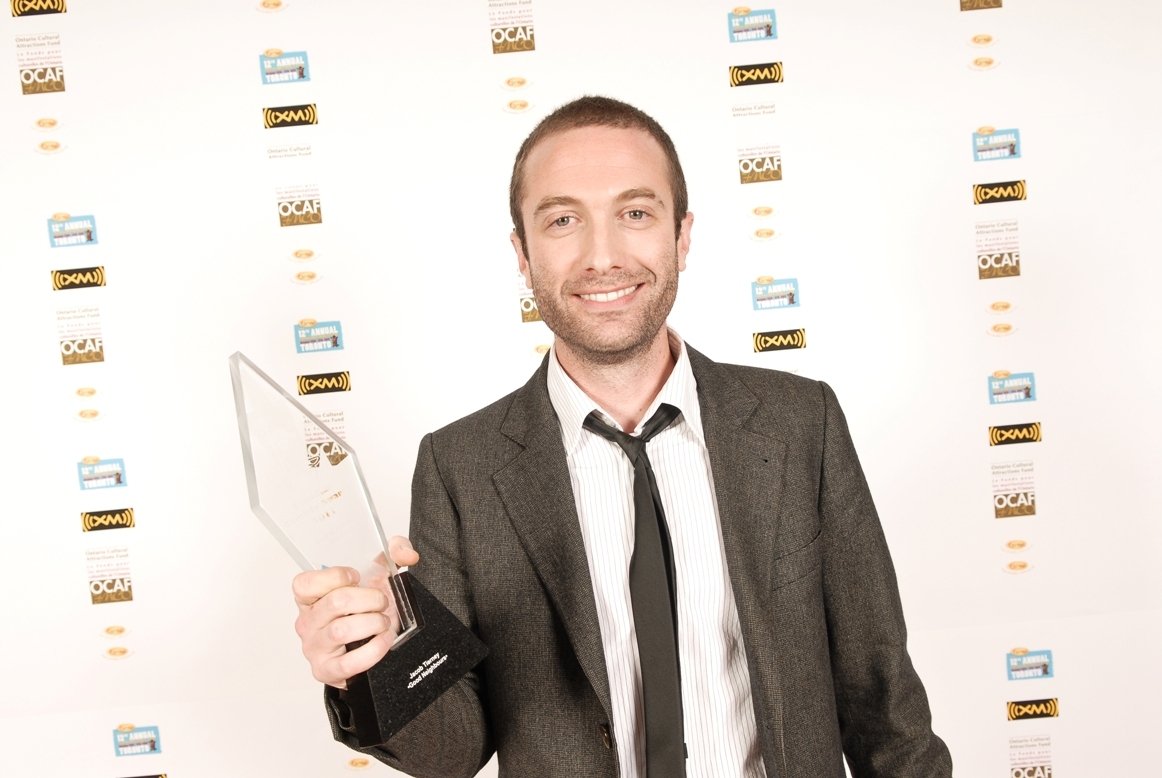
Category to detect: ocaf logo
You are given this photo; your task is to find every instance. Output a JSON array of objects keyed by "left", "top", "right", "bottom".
[
  {"left": 297, "top": 371, "right": 351, "bottom": 395},
  {"left": 306, "top": 440, "right": 348, "bottom": 468},
  {"left": 10, "top": 0, "right": 66, "bottom": 16},
  {"left": 263, "top": 104, "right": 317, "bottom": 129},
  {"left": 491, "top": 25, "right": 534, "bottom": 54},
  {"left": 19, "top": 65, "right": 64, "bottom": 94},
  {"left": 974, "top": 180, "right": 1027, "bottom": 205},
  {"left": 278, "top": 198, "right": 322, "bottom": 227},
  {"left": 520, "top": 295, "right": 541, "bottom": 323},
  {"left": 979, "top": 250, "right": 1020, "bottom": 279},
  {"left": 994, "top": 491, "right": 1035, "bottom": 518},
  {"left": 1007, "top": 698, "right": 1058, "bottom": 721},
  {"left": 90, "top": 577, "right": 132, "bottom": 605},
  {"left": 729, "top": 62, "right": 783, "bottom": 87},
  {"left": 60, "top": 337, "right": 104, "bottom": 365},
  {"left": 753, "top": 328, "right": 806, "bottom": 352},
  {"left": 82, "top": 508, "right": 135, "bottom": 532},
  {"left": 989, "top": 422, "right": 1041, "bottom": 446},
  {"left": 51, "top": 266, "right": 105, "bottom": 290},
  {"left": 739, "top": 155, "right": 782, "bottom": 184}
]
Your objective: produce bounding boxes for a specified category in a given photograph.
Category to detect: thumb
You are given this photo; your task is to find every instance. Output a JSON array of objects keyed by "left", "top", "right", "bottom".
[{"left": 388, "top": 535, "right": 420, "bottom": 567}]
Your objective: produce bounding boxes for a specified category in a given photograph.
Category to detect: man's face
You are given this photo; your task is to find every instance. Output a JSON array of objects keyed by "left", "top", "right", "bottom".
[{"left": 512, "top": 125, "right": 693, "bottom": 366}]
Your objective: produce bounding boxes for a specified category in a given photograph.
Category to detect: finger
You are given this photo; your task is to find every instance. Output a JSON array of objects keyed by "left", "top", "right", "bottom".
[
  {"left": 297, "top": 584, "right": 391, "bottom": 635},
  {"left": 388, "top": 535, "right": 420, "bottom": 567},
  {"left": 292, "top": 567, "right": 358, "bottom": 606},
  {"left": 318, "top": 630, "right": 394, "bottom": 686},
  {"left": 323, "top": 611, "right": 393, "bottom": 651}
]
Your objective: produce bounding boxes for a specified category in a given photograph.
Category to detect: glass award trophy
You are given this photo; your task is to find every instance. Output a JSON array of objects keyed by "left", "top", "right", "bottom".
[{"left": 229, "top": 352, "right": 487, "bottom": 746}]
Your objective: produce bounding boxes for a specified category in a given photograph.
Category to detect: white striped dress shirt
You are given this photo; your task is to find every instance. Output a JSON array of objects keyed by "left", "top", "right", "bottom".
[{"left": 546, "top": 332, "right": 766, "bottom": 778}]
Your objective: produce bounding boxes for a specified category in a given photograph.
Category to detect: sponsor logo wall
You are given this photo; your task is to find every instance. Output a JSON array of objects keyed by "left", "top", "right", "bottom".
[{"left": 1, "top": 1, "right": 1157, "bottom": 776}]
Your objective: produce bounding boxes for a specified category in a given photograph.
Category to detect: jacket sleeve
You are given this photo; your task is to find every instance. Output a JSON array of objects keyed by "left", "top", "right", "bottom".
[
  {"left": 816, "top": 381, "right": 953, "bottom": 777},
  {"left": 323, "top": 432, "right": 494, "bottom": 778}
]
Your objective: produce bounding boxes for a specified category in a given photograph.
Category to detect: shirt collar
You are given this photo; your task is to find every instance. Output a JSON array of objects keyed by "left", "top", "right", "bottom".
[{"left": 546, "top": 329, "right": 705, "bottom": 456}]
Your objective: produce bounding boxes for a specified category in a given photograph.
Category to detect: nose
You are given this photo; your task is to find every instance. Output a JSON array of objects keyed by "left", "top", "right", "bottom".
[{"left": 581, "top": 219, "right": 623, "bottom": 274}]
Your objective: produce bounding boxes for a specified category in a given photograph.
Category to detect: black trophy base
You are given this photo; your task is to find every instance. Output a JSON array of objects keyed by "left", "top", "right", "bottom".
[{"left": 343, "top": 571, "right": 488, "bottom": 747}]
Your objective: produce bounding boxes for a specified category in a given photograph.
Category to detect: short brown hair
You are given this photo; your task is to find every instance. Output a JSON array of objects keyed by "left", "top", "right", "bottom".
[{"left": 509, "top": 95, "right": 688, "bottom": 251}]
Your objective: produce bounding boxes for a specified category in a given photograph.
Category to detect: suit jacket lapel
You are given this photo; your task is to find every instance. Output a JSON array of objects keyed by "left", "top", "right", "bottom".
[
  {"left": 688, "top": 346, "right": 788, "bottom": 599},
  {"left": 490, "top": 360, "right": 613, "bottom": 722}
]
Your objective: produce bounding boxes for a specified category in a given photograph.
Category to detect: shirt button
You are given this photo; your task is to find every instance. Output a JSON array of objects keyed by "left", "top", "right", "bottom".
[{"left": 599, "top": 723, "right": 612, "bottom": 750}]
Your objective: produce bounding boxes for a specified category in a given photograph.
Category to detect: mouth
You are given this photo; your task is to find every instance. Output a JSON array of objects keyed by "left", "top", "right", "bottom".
[{"left": 577, "top": 285, "right": 639, "bottom": 303}]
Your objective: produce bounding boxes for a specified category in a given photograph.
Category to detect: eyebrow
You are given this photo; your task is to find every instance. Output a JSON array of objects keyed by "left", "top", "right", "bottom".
[{"left": 531, "top": 188, "right": 667, "bottom": 217}]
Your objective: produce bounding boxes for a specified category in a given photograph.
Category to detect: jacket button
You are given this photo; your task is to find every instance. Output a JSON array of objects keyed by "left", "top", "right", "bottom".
[{"left": 599, "top": 723, "right": 612, "bottom": 750}]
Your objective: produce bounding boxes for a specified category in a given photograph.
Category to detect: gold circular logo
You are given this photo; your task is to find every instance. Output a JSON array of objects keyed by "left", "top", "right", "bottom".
[
  {"left": 117, "top": 722, "right": 136, "bottom": 732},
  {"left": 507, "top": 99, "right": 530, "bottom": 112},
  {"left": 293, "top": 248, "right": 315, "bottom": 260},
  {"left": 260, "top": 0, "right": 282, "bottom": 7},
  {"left": 52, "top": 211, "right": 70, "bottom": 221},
  {"left": 752, "top": 205, "right": 773, "bottom": 217},
  {"left": 1006, "top": 539, "right": 1027, "bottom": 551},
  {"left": 992, "top": 370, "right": 1011, "bottom": 379},
  {"left": 991, "top": 323, "right": 1013, "bottom": 335},
  {"left": 534, "top": 344, "right": 550, "bottom": 355},
  {"left": 299, "top": 318, "right": 318, "bottom": 328},
  {"left": 977, "top": 125, "right": 996, "bottom": 135},
  {"left": 106, "top": 646, "right": 130, "bottom": 659},
  {"left": 753, "top": 228, "right": 775, "bottom": 240},
  {"left": 294, "top": 270, "right": 318, "bottom": 283},
  {"left": 264, "top": 48, "right": 284, "bottom": 57},
  {"left": 36, "top": 117, "right": 58, "bottom": 129},
  {"left": 1011, "top": 646, "right": 1029, "bottom": 656},
  {"left": 82, "top": 455, "right": 101, "bottom": 465},
  {"left": 755, "top": 275, "right": 775, "bottom": 284},
  {"left": 733, "top": 6, "right": 752, "bottom": 15},
  {"left": 1007, "top": 560, "right": 1029, "bottom": 572},
  {"left": 971, "top": 56, "right": 996, "bottom": 70},
  {"left": 76, "top": 386, "right": 97, "bottom": 397},
  {"left": 78, "top": 409, "right": 99, "bottom": 420},
  {"left": 504, "top": 76, "right": 527, "bottom": 88},
  {"left": 971, "top": 33, "right": 994, "bottom": 46},
  {"left": 39, "top": 140, "right": 61, "bottom": 152},
  {"left": 348, "top": 758, "right": 371, "bottom": 770},
  {"left": 104, "top": 625, "right": 126, "bottom": 637},
  {"left": 990, "top": 300, "right": 1012, "bottom": 313}
]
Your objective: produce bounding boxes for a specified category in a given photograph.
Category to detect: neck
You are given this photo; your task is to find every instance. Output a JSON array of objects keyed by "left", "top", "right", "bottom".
[{"left": 555, "top": 329, "right": 677, "bottom": 433}]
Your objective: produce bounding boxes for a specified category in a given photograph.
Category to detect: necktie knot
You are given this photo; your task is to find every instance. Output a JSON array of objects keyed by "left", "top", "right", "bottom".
[{"left": 582, "top": 404, "right": 681, "bottom": 463}]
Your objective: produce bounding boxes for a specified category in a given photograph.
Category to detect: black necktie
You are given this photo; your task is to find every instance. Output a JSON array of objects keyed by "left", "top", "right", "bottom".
[{"left": 583, "top": 404, "right": 686, "bottom": 777}]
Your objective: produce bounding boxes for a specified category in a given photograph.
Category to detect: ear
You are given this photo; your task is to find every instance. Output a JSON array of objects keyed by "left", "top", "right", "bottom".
[
  {"left": 511, "top": 230, "right": 533, "bottom": 288},
  {"left": 676, "top": 211, "right": 694, "bottom": 272}
]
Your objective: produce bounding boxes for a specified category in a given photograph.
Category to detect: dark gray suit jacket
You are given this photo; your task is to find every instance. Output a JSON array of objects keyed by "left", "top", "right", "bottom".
[{"left": 328, "top": 346, "right": 953, "bottom": 777}]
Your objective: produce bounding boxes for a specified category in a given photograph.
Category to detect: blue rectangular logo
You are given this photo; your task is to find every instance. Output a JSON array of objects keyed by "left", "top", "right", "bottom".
[
  {"left": 973, "top": 128, "right": 1021, "bottom": 162},
  {"left": 47, "top": 215, "right": 98, "bottom": 248},
  {"left": 988, "top": 372, "right": 1036, "bottom": 405},
  {"left": 260, "top": 50, "right": 311, "bottom": 84},
  {"left": 728, "top": 8, "right": 777, "bottom": 43},
  {"left": 752, "top": 278, "right": 799, "bottom": 310},
  {"left": 78, "top": 458, "right": 127, "bottom": 490},
  {"left": 295, "top": 320, "right": 344, "bottom": 353},
  {"left": 112, "top": 725, "right": 162, "bottom": 757},
  {"left": 1007, "top": 649, "right": 1054, "bottom": 680}
]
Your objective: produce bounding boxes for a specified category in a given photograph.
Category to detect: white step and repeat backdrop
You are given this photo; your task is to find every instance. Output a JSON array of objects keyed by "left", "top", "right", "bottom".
[{"left": 2, "top": 0, "right": 1159, "bottom": 775}]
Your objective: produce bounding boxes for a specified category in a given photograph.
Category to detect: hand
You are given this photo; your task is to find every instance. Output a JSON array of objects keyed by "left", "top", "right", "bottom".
[{"left": 292, "top": 535, "right": 421, "bottom": 689}]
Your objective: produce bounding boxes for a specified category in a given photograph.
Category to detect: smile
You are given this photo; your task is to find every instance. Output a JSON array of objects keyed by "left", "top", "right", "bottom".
[{"left": 578, "top": 285, "right": 638, "bottom": 303}]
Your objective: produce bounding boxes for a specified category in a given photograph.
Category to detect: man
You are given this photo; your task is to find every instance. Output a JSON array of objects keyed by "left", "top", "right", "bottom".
[{"left": 293, "top": 96, "right": 953, "bottom": 777}]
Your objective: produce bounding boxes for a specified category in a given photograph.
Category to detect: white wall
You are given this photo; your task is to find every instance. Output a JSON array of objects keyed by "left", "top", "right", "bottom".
[{"left": 2, "top": 0, "right": 1159, "bottom": 774}]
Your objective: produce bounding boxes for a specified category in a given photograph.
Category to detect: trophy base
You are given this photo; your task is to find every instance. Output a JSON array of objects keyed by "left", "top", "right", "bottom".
[{"left": 343, "top": 571, "right": 488, "bottom": 747}]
